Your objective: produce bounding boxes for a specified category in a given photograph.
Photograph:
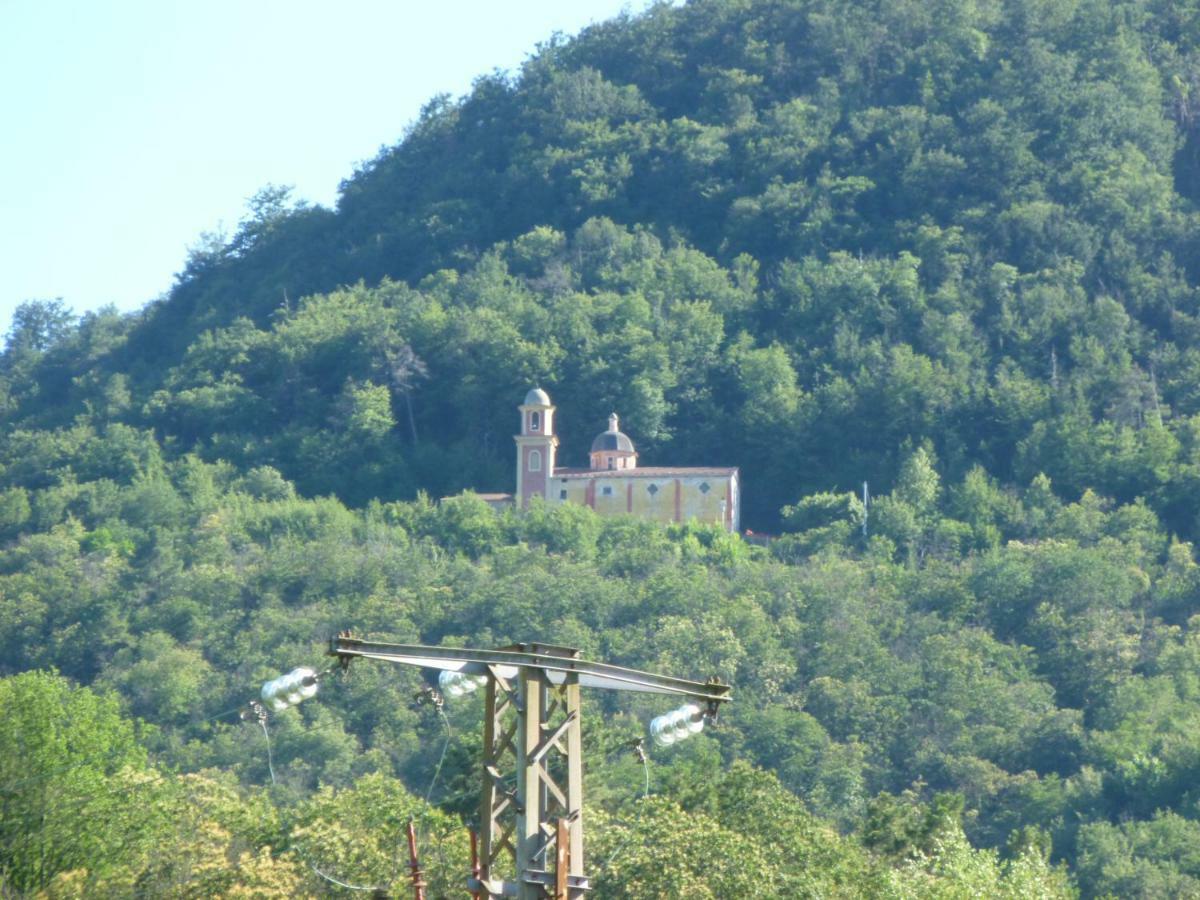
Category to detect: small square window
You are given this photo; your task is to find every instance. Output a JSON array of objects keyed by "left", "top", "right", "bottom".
[
  {"left": 699, "top": 482, "right": 711, "bottom": 494},
  {"left": 647, "top": 483, "right": 659, "bottom": 496},
  {"left": 559, "top": 489, "right": 567, "bottom": 500},
  {"left": 602, "top": 486, "right": 613, "bottom": 496}
]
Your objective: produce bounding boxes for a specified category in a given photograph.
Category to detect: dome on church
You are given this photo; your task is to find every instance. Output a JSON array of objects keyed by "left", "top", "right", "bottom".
[
  {"left": 590, "top": 413, "right": 636, "bottom": 454},
  {"left": 524, "top": 387, "right": 551, "bottom": 406}
]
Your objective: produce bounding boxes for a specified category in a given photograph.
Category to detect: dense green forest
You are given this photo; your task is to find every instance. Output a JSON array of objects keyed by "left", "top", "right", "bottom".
[{"left": 5, "top": 0, "right": 1200, "bottom": 894}]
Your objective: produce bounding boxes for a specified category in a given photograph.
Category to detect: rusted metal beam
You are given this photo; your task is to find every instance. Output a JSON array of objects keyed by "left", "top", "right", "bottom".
[
  {"left": 555, "top": 818, "right": 569, "bottom": 900},
  {"left": 470, "top": 827, "right": 482, "bottom": 900},
  {"left": 406, "top": 820, "right": 427, "bottom": 900}
]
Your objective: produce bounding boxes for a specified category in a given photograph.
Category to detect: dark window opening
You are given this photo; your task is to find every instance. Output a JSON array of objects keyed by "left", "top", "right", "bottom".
[
  {"left": 559, "top": 489, "right": 567, "bottom": 499},
  {"left": 602, "top": 486, "right": 613, "bottom": 496},
  {"left": 530, "top": 411, "right": 540, "bottom": 431}
]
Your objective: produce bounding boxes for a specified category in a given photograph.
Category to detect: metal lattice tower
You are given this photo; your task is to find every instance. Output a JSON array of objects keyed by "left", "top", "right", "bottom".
[
  {"left": 329, "top": 636, "right": 730, "bottom": 899},
  {"left": 480, "top": 648, "right": 585, "bottom": 897}
]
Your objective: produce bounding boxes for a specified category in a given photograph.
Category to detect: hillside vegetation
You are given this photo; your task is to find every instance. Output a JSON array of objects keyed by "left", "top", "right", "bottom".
[{"left": 3, "top": 0, "right": 1200, "bottom": 895}]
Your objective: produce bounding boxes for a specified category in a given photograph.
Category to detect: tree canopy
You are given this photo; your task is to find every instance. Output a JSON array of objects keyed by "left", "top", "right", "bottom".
[{"left": 5, "top": 0, "right": 1200, "bottom": 894}]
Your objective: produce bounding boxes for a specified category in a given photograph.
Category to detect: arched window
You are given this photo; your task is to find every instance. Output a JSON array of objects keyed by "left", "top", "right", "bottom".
[
  {"left": 529, "top": 449, "right": 542, "bottom": 472},
  {"left": 530, "top": 411, "right": 540, "bottom": 431}
]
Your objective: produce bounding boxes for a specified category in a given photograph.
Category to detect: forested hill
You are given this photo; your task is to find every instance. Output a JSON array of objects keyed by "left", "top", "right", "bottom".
[
  {"left": 4, "top": 0, "right": 1199, "bottom": 531},
  {"left": 6, "top": 0, "right": 1200, "bottom": 896}
]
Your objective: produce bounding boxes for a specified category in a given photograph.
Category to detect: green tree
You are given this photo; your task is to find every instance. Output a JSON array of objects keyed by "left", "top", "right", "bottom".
[{"left": 0, "top": 671, "right": 150, "bottom": 893}]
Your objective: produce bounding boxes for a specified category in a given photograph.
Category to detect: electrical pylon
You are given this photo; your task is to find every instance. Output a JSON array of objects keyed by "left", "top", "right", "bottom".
[{"left": 328, "top": 635, "right": 730, "bottom": 899}]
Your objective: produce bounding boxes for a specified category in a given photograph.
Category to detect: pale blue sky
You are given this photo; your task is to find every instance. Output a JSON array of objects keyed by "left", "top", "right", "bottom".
[{"left": 0, "top": 0, "right": 653, "bottom": 335}]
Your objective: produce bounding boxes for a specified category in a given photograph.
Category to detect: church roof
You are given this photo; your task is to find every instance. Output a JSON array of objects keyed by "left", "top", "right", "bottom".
[
  {"left": 553, "top": 466, "right": 738, "bottom": 479},
  {"left": 524, "top": 387, "right": 551, "bottom": 406},
  {"left": 590, "top": 431, "right": 636, "bottom": 453},
  {"left": 590, "top": 413, "right": 636, "bottom": 454}
]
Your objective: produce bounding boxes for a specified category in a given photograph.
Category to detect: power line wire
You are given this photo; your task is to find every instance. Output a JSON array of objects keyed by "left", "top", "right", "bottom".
[
  {"left": 1, "top": 668, "right": 455, "bottom": 896},
  {"left": 597, "top": 744, "right": 652, "bottom": 874},
  {"left": 413, "top": 702, "right": 454, "bottom": 888},
  {"left": 257, "top": 716, "right": 276, "bottom": 785},
  {"left": 256, "top": 709, "right": 382, "bottom": 895},
  {"left": 0, "top": 698, "right": 251, "bottom": 799},
  {"left": 0, "top": 709, "right": 377, "bottom": 831},
  {"left": 0, "top": 698, "right": 278, "bottom": 840},
  {"left": 423, "top": 705, "right": 452, "bottom": 808}
]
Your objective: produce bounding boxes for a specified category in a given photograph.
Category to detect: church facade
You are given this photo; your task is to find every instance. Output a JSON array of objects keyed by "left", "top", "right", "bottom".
[{"left": 509, "top": 388, "right": 740, "bottom": 532}]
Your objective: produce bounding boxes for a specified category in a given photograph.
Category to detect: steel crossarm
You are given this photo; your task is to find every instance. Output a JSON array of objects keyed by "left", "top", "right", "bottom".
[{"left": 328, "top": 637, "right": 732, "bottom": 703}]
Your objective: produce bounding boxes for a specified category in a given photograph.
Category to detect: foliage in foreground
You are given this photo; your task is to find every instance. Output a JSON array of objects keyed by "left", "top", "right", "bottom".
[
  {"left": 1, "top": 670, "right": 1074, "bottom": 898},
  {"left": 0, "top": 440, "right": 1196, "bottom": 895}
]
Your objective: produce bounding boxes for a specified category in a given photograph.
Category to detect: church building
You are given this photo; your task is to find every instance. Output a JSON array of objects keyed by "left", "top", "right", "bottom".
[{"left": 509, "top": 388, "right": 740, "bottom": 532}]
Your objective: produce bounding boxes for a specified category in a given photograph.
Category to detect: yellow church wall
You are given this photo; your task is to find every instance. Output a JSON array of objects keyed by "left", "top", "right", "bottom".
[
  {"left": 548, "top": 478, "right": 588, "bottom": 507},
  {"left": 593, "top": 480, "right": 626, "bottom": 516},
  {"left": 680, "top": 477, "right": 732, "bottom": 525},
  {"left": 628, "top": 479, "right": 673, "bottom": 523},
  {"left": 548, "top": 474, "right": 735, "bottom": 528},
  {"left": 646, "top": 478, "right": 726, "bottom": 525}
]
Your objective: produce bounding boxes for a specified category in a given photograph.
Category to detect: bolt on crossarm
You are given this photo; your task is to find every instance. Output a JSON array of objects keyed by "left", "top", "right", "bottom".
[{"left": 328, "top": 634, "right": 731, "bottom": 900}]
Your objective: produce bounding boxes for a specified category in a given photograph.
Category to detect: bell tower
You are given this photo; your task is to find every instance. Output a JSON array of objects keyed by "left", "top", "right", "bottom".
[{"left": 515, "top": 388, "right": 557, "bottom": 508}]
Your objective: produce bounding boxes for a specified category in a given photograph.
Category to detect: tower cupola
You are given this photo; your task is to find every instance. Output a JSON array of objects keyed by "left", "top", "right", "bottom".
[{"left": 589, "top": 413, "right": 637, "bottom": 471}]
